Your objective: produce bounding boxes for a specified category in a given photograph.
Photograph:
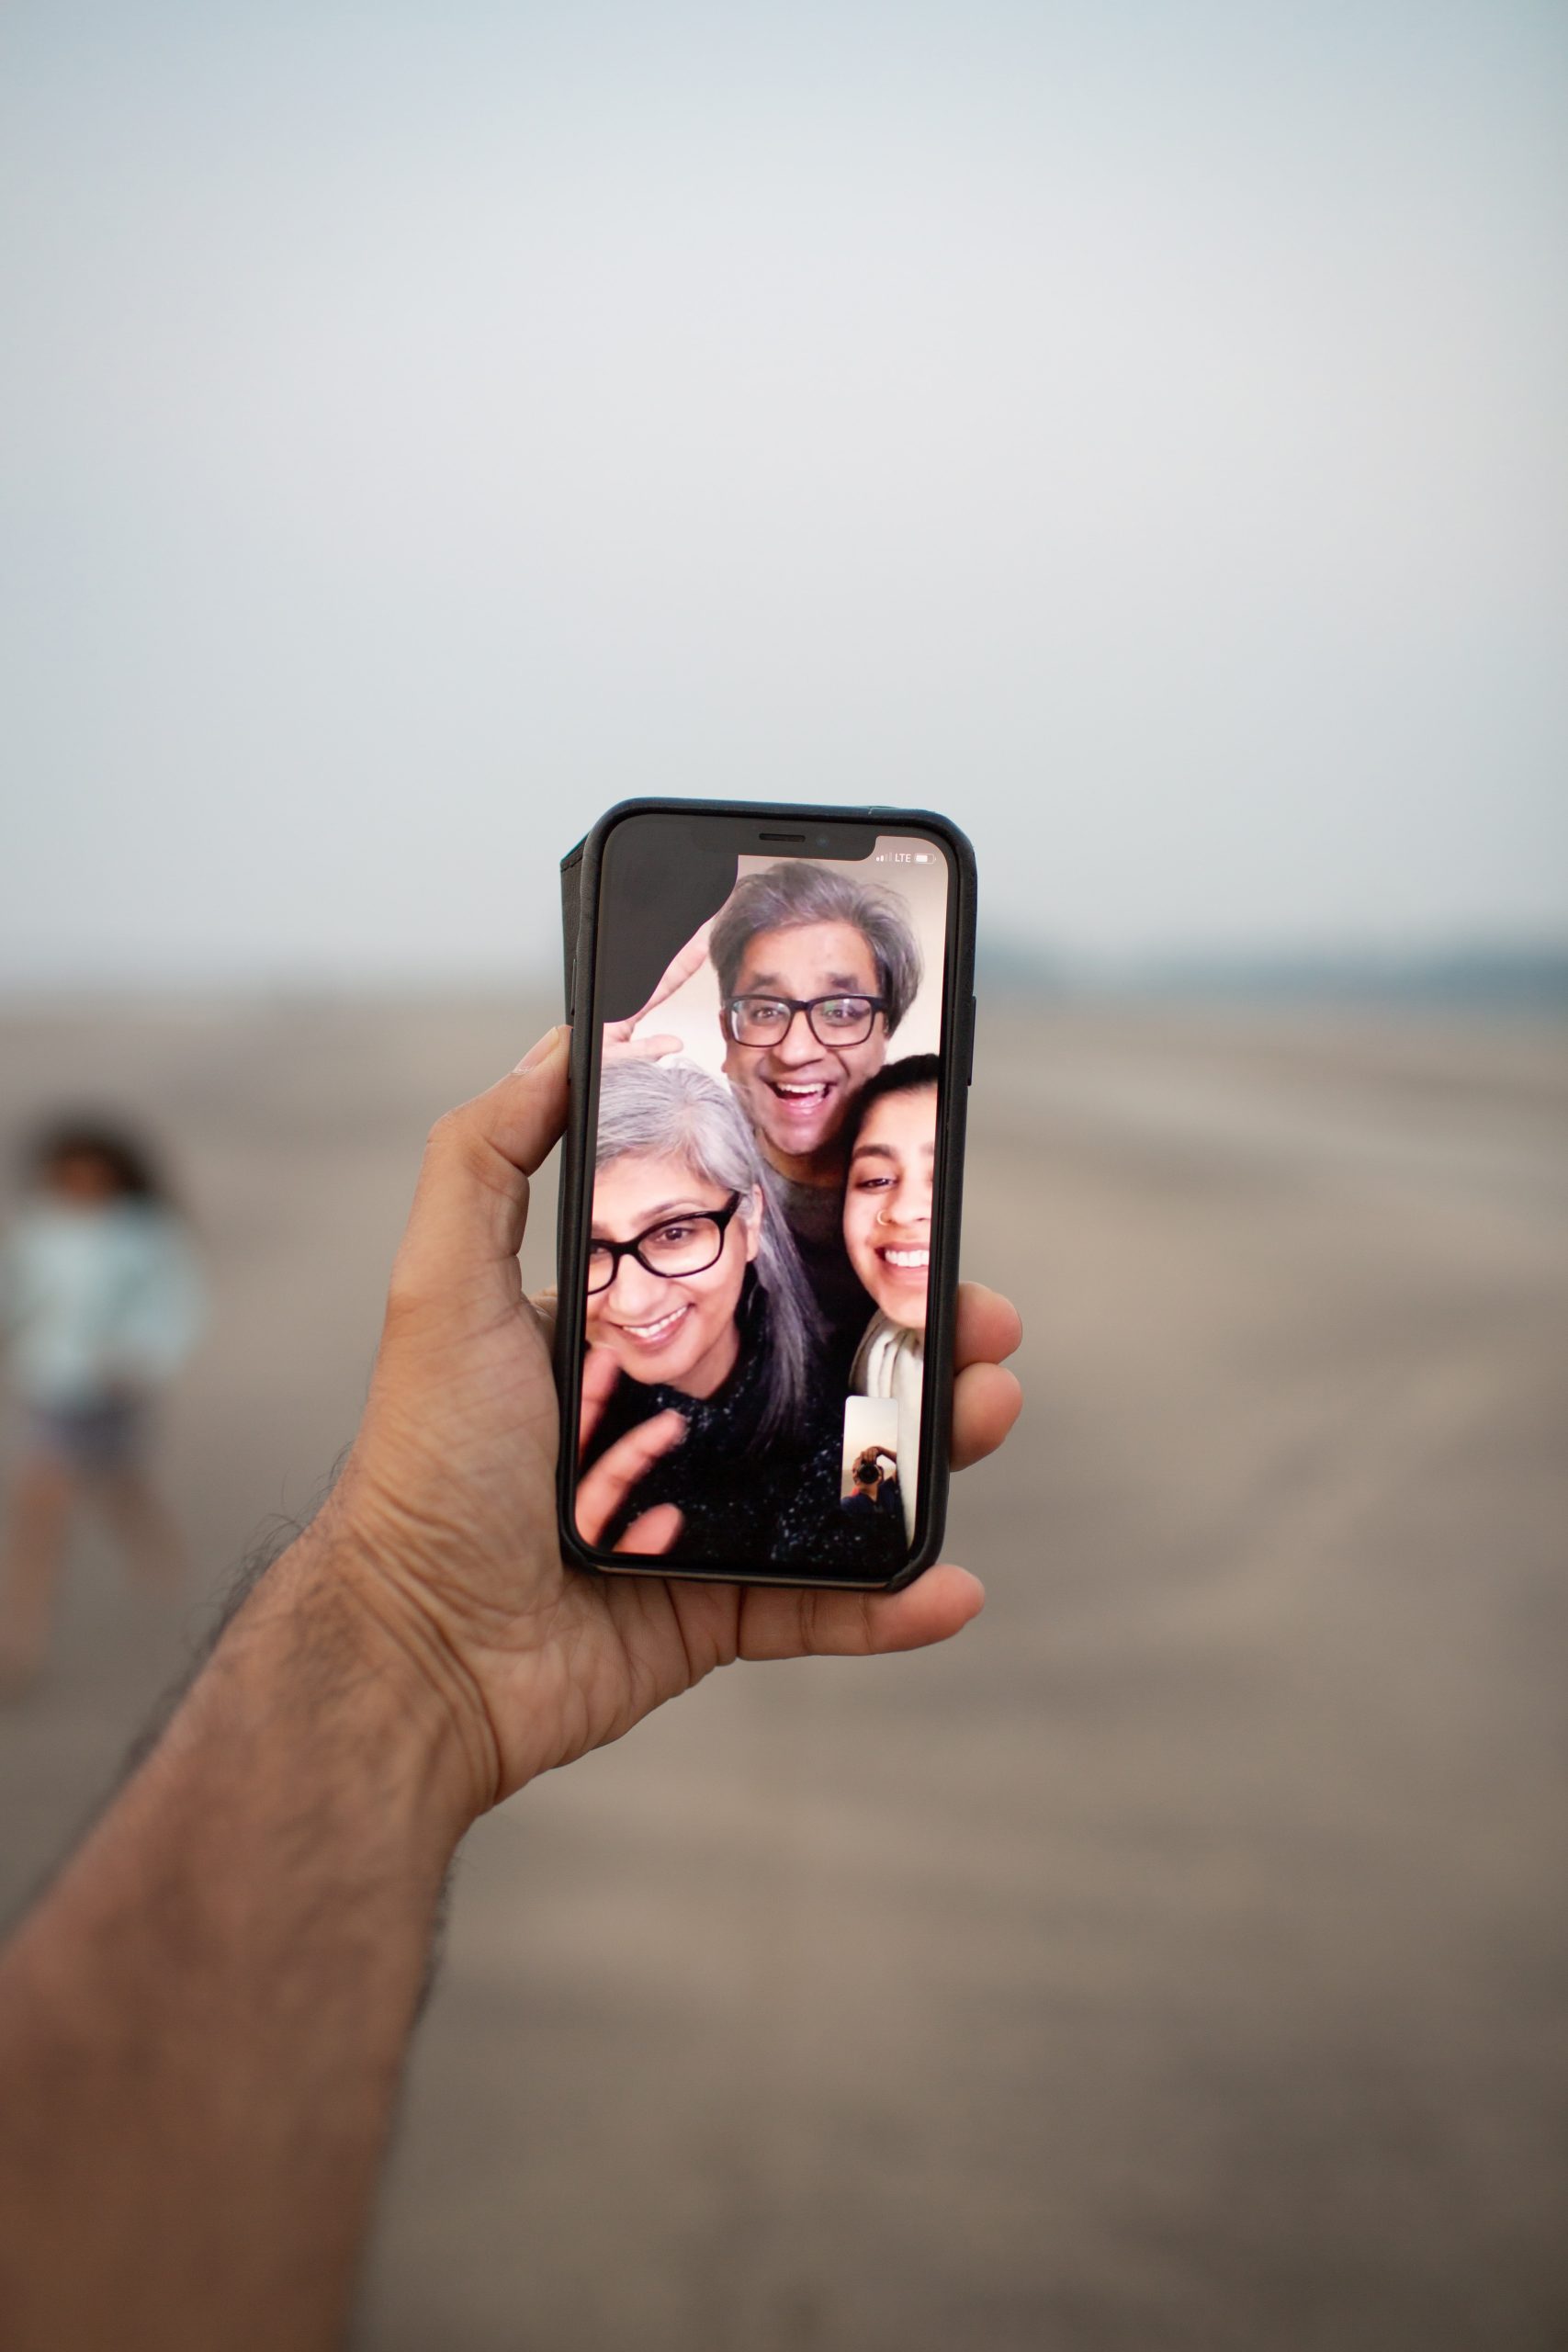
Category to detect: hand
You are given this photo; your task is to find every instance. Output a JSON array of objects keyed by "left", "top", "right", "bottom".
[
  {"left": 325, "top": 1028, "right": 1023, "bottom": 1818},
  {"left": 600, "top": 915, "right": 714, "bottom": 1063},
  {"left": 574, "top": 1345, "right": 685, "bottom": 1555}
]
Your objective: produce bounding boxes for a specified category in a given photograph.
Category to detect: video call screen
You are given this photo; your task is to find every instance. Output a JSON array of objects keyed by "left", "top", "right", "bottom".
[{"left": 571, "top": 818, "right": 952, "bottom": 1577}]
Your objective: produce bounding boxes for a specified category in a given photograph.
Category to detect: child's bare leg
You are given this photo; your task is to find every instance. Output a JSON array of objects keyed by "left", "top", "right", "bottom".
[
  {"left": 0, "top": 1455, "right": 73, "bottom": 1690},
  {"left": 97, "top": 1470, "right": 187, "bottom": 1596}
]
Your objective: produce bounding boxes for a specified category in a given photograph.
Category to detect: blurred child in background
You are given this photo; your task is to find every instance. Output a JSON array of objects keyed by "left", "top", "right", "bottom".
[{"left": 0, "top": 1122, "right": 204, "bottom": 1693}]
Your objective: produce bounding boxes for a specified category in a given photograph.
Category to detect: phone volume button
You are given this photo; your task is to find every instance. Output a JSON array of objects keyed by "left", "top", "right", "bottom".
[{"left": 966, "top": 996, "right": 976, "bottom": 1085}]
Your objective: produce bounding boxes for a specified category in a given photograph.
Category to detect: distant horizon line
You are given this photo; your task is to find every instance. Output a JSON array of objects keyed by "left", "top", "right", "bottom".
[{"left": 3, "top": 931, "right": 1567, "bottom": 1012}]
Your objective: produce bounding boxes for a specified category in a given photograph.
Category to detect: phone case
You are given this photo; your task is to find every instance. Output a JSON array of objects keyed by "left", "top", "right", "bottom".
[{"left": 556, "top": 797, "right": 977, "bottom": 1591}]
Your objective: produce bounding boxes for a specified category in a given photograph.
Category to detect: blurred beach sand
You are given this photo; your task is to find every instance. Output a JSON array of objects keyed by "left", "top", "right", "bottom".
[{"left": 2, "top": 997, "right": 1565, "bottom": 2351}]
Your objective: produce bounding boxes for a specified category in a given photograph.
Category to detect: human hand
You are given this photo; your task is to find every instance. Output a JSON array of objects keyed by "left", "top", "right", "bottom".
[
  {"left": 599, "top": 915, "right": 714, "bottom": 1064},
  {"left": 321, "top": 1028, "right": 1023, "bottom": 1820},
  {"left": 573, "top": 1343, "right": 684, "bottom": 1555}
]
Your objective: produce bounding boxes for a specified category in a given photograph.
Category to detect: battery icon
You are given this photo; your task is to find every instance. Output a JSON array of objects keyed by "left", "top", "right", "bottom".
[{"left": 914, "top": 853, "right": 931, "bottom": 863}]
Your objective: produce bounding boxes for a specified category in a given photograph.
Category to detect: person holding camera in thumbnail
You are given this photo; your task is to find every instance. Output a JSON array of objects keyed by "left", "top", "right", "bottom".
[
  {"left": 842, "top": 1056, "right": 939, "bottom": 1544},
  {"left": 708, "top": 863, "right": 922, "bottom": 1370},
  {"left": 840, "top": 1445, "right": 902, "bottom": 1525},
  {"left": 579, "top": 1059, "right": 902, "bottom": 1571}
]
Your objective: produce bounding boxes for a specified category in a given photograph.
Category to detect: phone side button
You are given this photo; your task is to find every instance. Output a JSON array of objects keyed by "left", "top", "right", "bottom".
[{"left": 966, "top": 995, "right": 976, "bottom": 1085}]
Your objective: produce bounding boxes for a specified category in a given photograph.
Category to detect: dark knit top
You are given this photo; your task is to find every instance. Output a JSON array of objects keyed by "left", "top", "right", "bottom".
[{"left": 581, "top": 1282, "right": 904, "bottom": 1577}]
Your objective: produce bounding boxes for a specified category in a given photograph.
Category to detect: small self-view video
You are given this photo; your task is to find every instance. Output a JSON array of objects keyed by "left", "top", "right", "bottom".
[
  {"left": 574, "top": 839, "right": 945, "bottom": 1573},
  {"left": 839, "top": 1396, "right": 911, "bottom": 1539}
]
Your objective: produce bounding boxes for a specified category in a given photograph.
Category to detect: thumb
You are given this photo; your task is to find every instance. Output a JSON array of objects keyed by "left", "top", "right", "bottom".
[{"left": 389, "top": 1025, "right": 570, "bottom": 1306}]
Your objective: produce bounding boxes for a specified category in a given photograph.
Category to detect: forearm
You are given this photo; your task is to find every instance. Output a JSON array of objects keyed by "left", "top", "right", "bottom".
[{"left": 0, "top": 1521, "right": 478, "bottom": 2352}]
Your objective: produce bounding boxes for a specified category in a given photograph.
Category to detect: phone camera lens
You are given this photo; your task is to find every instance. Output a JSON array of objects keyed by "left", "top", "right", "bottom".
[{"left": 815, "top": 833, "right": 830, "bottom": 849}]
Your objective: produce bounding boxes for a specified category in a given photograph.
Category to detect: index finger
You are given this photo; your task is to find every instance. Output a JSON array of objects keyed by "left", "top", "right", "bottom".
[
  {"left": 635, "top": 918, "right": 714, "bottom": 1022},
  {"left": 577, "top": 1343, "right": 622, "bottom": 1456},
  {"left": 575, "top": 1409, "right": 687, "bottom": 1549}
]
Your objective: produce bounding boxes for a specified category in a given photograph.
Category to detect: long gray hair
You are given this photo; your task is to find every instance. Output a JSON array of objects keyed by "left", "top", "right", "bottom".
[{"left": 592, "top": 1058, "right": 820, "bottom": 1449}]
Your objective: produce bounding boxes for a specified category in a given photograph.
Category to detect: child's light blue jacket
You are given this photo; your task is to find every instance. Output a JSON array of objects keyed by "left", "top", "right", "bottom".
[{"left": 0, "top": 1203, "right": 204, "bottom": 1408}]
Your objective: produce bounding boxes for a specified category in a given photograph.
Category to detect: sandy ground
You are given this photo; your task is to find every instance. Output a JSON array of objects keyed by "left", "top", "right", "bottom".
[{"left": 1, "top": 995, "right": 1565, "bottom": 2351}]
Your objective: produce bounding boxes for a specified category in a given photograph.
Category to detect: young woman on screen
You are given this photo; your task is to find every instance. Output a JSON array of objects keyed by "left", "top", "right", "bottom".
[{"left": 842, "top": 1057, "right": 939, "bottom": 1544}]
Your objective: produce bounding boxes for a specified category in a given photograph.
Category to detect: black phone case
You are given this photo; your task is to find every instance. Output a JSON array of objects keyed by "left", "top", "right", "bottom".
[{"left": 556, "top": 796, "right": 977, "bottom": 1592}]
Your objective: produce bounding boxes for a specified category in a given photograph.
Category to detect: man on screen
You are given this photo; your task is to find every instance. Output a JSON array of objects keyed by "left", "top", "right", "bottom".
[{"left": 707, "top": 862, "right": 923, "bottom": 1365}]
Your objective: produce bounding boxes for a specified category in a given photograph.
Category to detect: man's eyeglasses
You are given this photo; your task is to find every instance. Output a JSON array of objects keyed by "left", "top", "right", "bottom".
[
  {"left": 586, "top": 1193, "right": 744, "bottom": 1295},
  {"left": 724, "top": 993, "right": 887, "bottom": 1049}
]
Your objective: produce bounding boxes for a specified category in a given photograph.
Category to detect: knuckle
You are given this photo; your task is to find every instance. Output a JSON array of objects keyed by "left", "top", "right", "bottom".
[
  {"left": 799, "top": 1585, "right": 829, "bottom": 1654},
  {"left": 381, "top": 1269, "right": 434, "bottom": 1335},
  {"left": 423, "top": 1105, "right": 472, "bottom": 1164}
]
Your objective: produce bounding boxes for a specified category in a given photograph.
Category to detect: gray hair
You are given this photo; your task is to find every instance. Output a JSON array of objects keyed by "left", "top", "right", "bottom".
[
  {"left": 709, "top": 861, "right": 923, "bottom": 1035},
  {"left": 592, "top": 1059, "right": 819, "bottom": 1448}
]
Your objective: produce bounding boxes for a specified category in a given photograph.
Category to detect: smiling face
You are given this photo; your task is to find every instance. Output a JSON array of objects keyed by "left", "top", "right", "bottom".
[
  {"left": 720, "top": 920, "right": 889, "bottom": 1183},
  {"left": 843, "top": 1084, "right": 937, "bottom": 1331},
  {"left": 585, "top": 1152, "right": 759, "bottom": 1397}
]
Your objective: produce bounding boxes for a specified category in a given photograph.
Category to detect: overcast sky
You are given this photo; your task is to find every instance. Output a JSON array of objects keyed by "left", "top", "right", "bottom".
[{"left": 2, "top": 1, "right": 1564, "bottom": 987}]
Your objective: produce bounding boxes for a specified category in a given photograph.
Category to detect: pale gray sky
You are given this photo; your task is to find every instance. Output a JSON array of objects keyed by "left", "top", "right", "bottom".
[{"left": 2, "top": 1, "right": 1564, "bottom": 987}]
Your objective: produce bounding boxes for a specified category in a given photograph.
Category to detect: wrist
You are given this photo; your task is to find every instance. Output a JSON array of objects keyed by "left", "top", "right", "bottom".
[{"left": 234, "top": 1507, "right": 498, "bottom": 1847}]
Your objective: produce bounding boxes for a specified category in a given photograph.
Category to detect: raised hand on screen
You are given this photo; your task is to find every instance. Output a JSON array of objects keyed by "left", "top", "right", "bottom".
[{"left": 600, "top": 916, "right": 715, "bottom": 1065}]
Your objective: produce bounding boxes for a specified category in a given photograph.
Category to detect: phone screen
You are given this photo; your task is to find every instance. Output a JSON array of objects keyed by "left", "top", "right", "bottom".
[{"left": 570, "top": 812, "right": 955, "bottom": 1578}]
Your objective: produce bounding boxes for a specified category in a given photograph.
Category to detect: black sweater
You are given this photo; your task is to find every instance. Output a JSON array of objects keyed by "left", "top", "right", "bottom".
[{"left": 581, "top": 1288, "right": 904, "bottom": 1577}]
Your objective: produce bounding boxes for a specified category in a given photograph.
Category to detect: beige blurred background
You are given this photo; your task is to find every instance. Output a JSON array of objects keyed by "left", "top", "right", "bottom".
[
  {"left": 3, "top": 3, "right": 1566, "bottom": 2346},
  {"left": 2, "top": 990, "right": 1563, "bottom": 2350}
]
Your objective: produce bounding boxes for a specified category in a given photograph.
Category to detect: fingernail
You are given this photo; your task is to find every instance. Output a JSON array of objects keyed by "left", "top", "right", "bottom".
[{"left": 514, "top": 1025, "right": 563, "bottom": 1074}]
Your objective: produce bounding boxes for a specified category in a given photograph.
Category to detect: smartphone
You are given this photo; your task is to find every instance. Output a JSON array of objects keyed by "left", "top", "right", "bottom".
[{"left": 556, "top": 798, "right": 976, "bottom": 1590}]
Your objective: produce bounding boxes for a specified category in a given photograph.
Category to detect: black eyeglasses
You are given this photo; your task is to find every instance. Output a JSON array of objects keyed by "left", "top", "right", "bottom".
[
  {"left": 586, "top": 1193, "right": 744, "bottom": 1295},
  {"left": 724, "top": 993, "right": 887, "bottom": 1048}
]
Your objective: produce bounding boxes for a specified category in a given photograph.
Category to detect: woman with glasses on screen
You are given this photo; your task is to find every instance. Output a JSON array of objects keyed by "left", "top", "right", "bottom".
[{"left": 579, "top": 1059, "right": 901, "bottom": 1569}]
